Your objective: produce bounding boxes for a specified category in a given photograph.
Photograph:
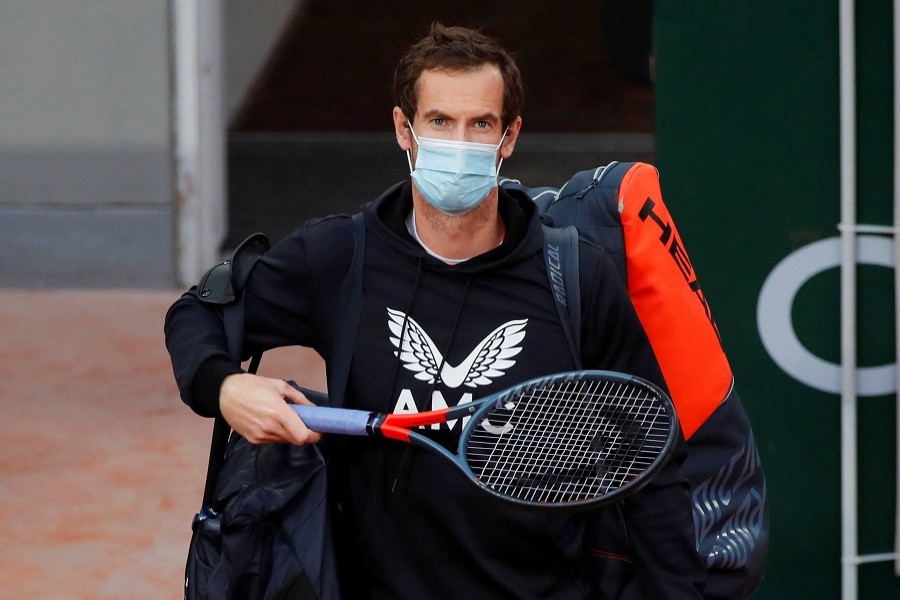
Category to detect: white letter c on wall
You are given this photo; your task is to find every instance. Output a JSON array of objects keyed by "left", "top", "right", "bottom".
[{"left": 756, "top": 235, "right": 896, "bottom": 396}]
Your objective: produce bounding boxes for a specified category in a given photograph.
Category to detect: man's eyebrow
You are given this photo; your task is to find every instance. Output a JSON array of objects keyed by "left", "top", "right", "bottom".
[
  {"left": 419, "top": 110, "right": 501, "bottom": 123},
  {"left": 421, "top": 109, "right": 451, "bottom": 120},
  {"left": 469, "top": 112, "right": 502, "bottom": 123}
]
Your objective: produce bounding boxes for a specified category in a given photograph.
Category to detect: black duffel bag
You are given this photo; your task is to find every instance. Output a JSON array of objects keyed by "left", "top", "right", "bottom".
[{"left": 186, "top": 434, "right": 339, "bottom": 600}]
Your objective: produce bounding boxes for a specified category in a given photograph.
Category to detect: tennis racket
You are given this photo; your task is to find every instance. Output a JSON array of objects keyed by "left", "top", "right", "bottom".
[{"left": 293, "top": 370, "right": 677, "bottom": 510}]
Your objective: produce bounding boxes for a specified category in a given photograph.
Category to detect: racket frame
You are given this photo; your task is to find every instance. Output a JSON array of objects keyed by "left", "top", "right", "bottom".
[{"left": 297, "top": 370, "right": 679, "bottom": 511}]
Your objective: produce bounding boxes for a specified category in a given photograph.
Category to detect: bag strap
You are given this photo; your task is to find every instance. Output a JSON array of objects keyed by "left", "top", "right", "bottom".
[
  {"left": 199, "top": 213, "right": 366, "bottom": 509},
  {"left": 201, "top": 327, "right": 261, "bottom": 508},
  {"left": 542, "top": 224, "right": 582, "bottom": 368},
  {"left": 199, "top": 234, "right": 270, "bottom": 509},
  {"left": 327, "top": 212, "right": 366, "bottom": 408},
  {"left": 200, "top": 304, "right": 262, "bottom": 509}
]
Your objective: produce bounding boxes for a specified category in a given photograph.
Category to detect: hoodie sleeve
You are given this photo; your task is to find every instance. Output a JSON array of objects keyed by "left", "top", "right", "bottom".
[
  {"left": 579, "top": 242, "right": 707, "bottom": 598},
  {"left": 163, "top": 215, "right": 355, "bottom": 417}
]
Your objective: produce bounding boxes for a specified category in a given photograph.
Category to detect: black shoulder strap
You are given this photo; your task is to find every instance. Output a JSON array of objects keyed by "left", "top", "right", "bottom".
[
  {"left": 542, "top": 224, "right": 582, "bottom": 368},
  {"left": 326, "top": 212, "right": 366, "bottom": 408},
  {"left": 200, "top": 234, "right": 270, "bottom": 509},
  {"left": 201, "top": 302, "right": 258, "bottom": 508}
]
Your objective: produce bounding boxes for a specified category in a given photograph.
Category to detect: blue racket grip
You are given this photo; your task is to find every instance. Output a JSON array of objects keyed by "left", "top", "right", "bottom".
[{"left": 291, "top": 404, "right": 372, "bottom": 436}]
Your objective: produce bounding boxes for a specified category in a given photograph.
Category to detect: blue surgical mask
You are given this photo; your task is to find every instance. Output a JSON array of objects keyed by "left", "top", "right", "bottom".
[{"left": 406, "top": 123, "right": 506, "bottom": 216}]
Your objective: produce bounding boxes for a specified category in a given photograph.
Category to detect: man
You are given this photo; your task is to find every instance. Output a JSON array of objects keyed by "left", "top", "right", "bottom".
[{"left": 166, "top": 23, "right": 706, "bottom": 598}]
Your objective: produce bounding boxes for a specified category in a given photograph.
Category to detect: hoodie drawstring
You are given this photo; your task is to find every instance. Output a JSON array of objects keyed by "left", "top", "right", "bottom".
[
  {"left": 390, "top": 274, "right": 473, "bottom": 495},
  {"left": 366, "top": 259, "right": 425, "bottom": 511}
]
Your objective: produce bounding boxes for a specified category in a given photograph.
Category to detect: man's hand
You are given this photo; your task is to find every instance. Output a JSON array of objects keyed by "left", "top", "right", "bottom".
[{"left": 219, "top": 373, "right": 323, "bottom": 445}]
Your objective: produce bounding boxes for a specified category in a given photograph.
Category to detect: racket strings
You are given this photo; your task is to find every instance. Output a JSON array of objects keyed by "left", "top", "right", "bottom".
[
  {"left": 493, "top": 379, "right": 629, "bottom": 499},
  {"left": 464, "top": 376, "right": 671, "bottom": 505},
  {"left": 473, "top": 387, "right": 662, "bottom": 501}
]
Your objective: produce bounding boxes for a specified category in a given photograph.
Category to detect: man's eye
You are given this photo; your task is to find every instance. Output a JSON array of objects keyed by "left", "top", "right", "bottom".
[
  {"left": 432, "top": 118, "right": 445, "bottom": 126},
  {"left": 475, "top": 121, "right": 489, "bottom": 129}
]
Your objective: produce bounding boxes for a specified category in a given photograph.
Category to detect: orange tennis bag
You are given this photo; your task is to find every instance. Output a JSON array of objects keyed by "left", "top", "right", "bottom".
[{"left": 503, "top": 162, "right": 769, "bottom": 599}]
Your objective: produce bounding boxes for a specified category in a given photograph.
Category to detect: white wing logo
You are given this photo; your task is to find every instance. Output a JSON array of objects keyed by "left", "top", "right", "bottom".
[{"left": 387, "top": 307, "right": 527, "bottom": 389}]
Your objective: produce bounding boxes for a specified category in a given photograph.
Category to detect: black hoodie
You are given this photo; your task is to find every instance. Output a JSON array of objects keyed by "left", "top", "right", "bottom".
[{"left": 165, "top": 182, "right": 706, "bottom": 599}]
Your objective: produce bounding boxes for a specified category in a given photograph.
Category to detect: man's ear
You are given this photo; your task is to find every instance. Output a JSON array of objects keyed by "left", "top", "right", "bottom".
[
  {"left": 393, "top": 107, "right": 412, "bottom": 151},
  {"left": 499, "top": 116, "right": 523, "bottom": 160}
]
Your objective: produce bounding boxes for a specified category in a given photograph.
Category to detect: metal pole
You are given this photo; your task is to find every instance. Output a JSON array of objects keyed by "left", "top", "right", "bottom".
[
  {"left": 894, "top": 0, "right": 900, "bottom": 578},
  {"left": 839, "top": 0, "right": 858, "bottom": 598},
  {"left": 171, "top": 0, "right": 226, "bottom": 287}
]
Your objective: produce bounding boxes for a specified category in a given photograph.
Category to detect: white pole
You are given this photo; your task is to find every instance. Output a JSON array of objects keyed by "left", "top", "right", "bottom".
[
  {"left": 171, "top": 0, "right": 227, "bottom": 286},
  {"left": 839, "top": 0, "right": 858, "bottom": 598},
  {"left": 894, "top": 0, "right": 900, "bottom": 578}
]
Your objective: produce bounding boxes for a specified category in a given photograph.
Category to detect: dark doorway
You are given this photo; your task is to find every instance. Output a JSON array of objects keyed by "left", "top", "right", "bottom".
[{"left": 227, "top": 0, "right": 654, "bottom": 245}]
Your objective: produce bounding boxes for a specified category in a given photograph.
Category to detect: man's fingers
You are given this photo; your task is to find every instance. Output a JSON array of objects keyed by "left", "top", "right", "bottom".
[
  {"left": 269, "top": 382, "right": 321, "bottom": 444},
  {"left": 278, "top": 401, "right": 322, "bottom": 445},
  {"left": 243, "top": 409, "right": 320, "bottom": 446},
  {"left": 220, "top": 373, "right": 323, "bottom": 445},
  {"left": 280, "top": 380, "right": 310, "bottom": 405}
]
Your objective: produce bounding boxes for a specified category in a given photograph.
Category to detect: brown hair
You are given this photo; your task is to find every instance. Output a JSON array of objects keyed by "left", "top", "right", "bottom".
[{"left": 393, "top": 23, "right": 524, "bottom": 129}]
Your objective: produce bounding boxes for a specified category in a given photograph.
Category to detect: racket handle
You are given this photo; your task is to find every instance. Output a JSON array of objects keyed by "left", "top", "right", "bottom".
[{"left": 292, "top": 404, "right": 372, "bottom": 436}]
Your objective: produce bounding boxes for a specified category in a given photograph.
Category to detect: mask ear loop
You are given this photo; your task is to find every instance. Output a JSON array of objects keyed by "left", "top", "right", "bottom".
[
  {"left": 405, "top": 121, "right": 419, "bottom": 174},
  {"left": 494, "top": 127, "right": 509, "bottom": 176}
]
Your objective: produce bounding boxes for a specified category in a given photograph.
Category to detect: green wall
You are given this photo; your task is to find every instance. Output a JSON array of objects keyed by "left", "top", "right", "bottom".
[{"left": 655, "top": 1, "right": 898, "bottom": 598}]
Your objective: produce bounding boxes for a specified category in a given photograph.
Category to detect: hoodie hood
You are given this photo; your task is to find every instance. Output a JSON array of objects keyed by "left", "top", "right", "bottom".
[{"left": 364, "top": 180, "right": 543, "bottom": 274}]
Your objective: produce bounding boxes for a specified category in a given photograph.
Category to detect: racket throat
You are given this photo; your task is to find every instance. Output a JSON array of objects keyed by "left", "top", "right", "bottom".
[
  {"left": 374, "top": 404, "right": 476, "bottom": 442},
  {"left": 366, "top": 413, "right": 386, "bottom": 437},
  {"left": 366, "top": 413, "right": 413, "bottom": 443}
]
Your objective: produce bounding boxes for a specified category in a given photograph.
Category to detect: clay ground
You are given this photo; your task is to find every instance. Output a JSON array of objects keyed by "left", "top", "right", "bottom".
[{"left": 0, "top": 289, "right": 327, "bottom": 599}]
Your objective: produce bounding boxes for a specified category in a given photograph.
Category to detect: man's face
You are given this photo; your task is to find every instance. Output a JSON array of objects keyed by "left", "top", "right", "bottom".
[{"left": 393, "top": 65, "right": 521, "bottom": 163}]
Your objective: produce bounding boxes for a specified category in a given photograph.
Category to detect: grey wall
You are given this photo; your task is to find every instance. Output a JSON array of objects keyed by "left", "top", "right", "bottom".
[
  {"left": 0, "top": 1, "right": 173, "bottom": 287},
  {"left": 0, "top": 0, "right": 302, "bottom": 288},
  {"left": 224, "top": 0, "right": 302, "bottom": 119}
]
